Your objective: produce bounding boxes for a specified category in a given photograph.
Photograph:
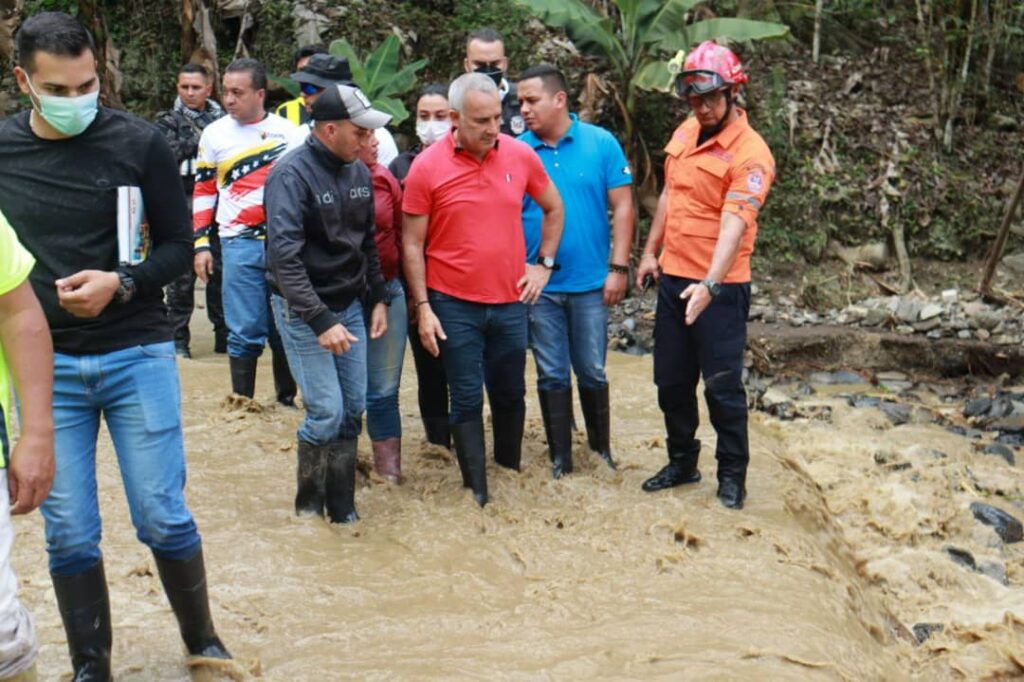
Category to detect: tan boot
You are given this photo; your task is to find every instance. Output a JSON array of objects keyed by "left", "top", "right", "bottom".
[{"left": 372, "top": 437, "right": 401, "bottom": 483}]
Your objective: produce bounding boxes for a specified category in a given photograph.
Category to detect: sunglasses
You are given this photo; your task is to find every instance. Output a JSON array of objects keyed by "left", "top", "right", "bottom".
[{"left": 300, "top": 83, "right": 323, "bottom": 96}]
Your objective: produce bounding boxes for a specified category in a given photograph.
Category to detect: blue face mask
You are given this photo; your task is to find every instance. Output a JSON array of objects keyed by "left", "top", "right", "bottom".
[{"left": 25, "top": 77, "right": 99, "bottom": 137}]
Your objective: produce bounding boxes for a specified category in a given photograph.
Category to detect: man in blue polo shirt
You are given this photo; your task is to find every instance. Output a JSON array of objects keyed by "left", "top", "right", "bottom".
[{"left": 518, "top": 64, "right": 635, "bottom": 478}]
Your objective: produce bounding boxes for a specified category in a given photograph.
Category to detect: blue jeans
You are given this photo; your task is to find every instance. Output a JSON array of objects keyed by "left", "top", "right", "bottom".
[
  {"left": 272, "top": 295, "right": 367, "bottom": 444},
  {"left": 429, "top": 290, "right": 527, "bottom": 424},
  {"left": 529, "top": 289, "right": 609, "bottom": 392},
  {"left": 221, "top": 236, "right": 281, "bottom": 359},
  {"left": 42, "top": 342, "right": 200, "bottom": 577},
  {"left": 366, "top": 279, "right": 407, "bottom": 441}
]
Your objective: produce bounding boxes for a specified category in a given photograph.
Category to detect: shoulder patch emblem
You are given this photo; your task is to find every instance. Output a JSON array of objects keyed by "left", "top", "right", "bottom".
[{"left": 510, "top": 115, "right": 526, "bottom": 135}]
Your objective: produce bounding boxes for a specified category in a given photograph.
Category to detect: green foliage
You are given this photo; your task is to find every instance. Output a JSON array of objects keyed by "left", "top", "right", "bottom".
[{"left": 329, "top": 35, "right": 427, "bottom": 124}]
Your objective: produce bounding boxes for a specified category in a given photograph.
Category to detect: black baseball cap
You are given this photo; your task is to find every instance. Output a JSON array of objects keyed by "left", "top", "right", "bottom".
[
  {"left": 291, "top": 53, "right": 353, "bottom": 89},
  {"left": 311, "top": 83, "right": 392, "bottom": 129}
]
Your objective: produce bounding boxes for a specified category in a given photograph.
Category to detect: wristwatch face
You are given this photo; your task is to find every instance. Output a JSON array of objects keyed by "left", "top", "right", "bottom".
[{"left": 538, "top": 256, "right": 555, "bottom": 269}]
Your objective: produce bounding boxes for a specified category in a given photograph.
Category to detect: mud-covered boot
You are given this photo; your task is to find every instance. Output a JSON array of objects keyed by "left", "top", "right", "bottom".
[
  {"left": 325, "top": 439, "right": 359, "bottom": 523},
  {"left": 153, "top": 546, "right": 231, "bottom": 659},
  {"left": 372, "top": 437, "right": 402, "bottom": 483},
  {"left": 539, "top": 388, "right": 573, "bottom": 479},
  {"left": 717, "top": 470, "right": 747, "bottom": 510},
  {"left": 491, "top": 409, "right": 525, "bottom": 472},
  {"left": 422, "top": 417, "right": 451, "bottom": 450},
  {"left": 228, "top": 356, "right": 258, "bottom": 398},
  {"left": 579, "top": 385, "right": 617, "bottom": 470},
  {"left": 642, "top": 438, "right": 702, "bottom": 492},
  {"left": 451, "top": 420, "right": 487, "bottom": 506},
  {"left": 295, "top": 440, "right": 327, "bottom": 517},
  {"left": 272, "top": 350, "right": 297, "bottom": 407},
  {"left": 51, "top": 560, "right": 112, "bottom": 682}
]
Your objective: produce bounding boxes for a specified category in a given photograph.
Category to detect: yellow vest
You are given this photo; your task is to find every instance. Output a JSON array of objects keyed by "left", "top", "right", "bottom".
[{"left": 275, "top": 97, "right": 308, "bottom": 125}]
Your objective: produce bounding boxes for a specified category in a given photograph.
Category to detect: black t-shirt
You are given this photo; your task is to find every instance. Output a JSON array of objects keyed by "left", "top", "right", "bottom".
[{"left": 0, "top": 108, "right": 192, "bottom": 355}]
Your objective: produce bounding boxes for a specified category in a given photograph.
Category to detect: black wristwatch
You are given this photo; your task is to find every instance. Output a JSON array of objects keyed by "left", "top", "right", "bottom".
[
  {"left": 536, "top": 255, "right": 556, "bottom": 270},
  {"left": 609, "top": 263, "right": 629, "bottom": 275},
  {"left": 701, "top": 278, "right": 721, "bottom": 297},
  {"left": 114, "top": 270, "right": 136, "bottom": 304}
]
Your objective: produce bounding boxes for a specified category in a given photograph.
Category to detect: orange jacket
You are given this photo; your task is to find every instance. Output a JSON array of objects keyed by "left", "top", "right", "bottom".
[{"left": 660, "top": 110, "right": 774, "bottom": 283}]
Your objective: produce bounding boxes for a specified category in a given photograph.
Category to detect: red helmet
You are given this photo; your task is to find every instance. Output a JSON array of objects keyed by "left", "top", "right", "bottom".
[{"left": 677, "top": 41, "right": 747, "bottom": 96}]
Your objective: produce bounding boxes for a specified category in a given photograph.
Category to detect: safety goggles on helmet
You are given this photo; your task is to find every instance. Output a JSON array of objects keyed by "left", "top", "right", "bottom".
[{"left": 675, "top": 70, "right": 728, "bottom": 98}]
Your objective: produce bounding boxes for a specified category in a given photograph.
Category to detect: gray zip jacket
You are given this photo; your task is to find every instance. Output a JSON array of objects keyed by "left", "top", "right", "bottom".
[{"left": 266, "top": 133, "right": 386, "bottom": 335}]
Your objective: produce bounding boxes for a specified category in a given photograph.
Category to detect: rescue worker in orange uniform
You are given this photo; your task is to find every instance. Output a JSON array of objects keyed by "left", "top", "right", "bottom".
[{"left": 637, "top": 42, "right": 774, "bottom": 510}]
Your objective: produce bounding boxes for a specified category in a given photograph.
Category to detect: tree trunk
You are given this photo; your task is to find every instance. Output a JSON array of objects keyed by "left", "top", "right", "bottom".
[
  {"left": 77, "top": 0, "right": 123, "bottom": 109},
  {"left": 979, "top": 168, "right": 1024, "bottom": 295},
  {"left": 0, "top": 0, "right": 22, "bottom": 64},
  {"left": 812, "top": 0, "right": 824, "bottom": 64},
  {"left": 914, "top": 0, "right": 942, "bottom": 146},
  {"left": 942, "top": 0, "right": 979, "bottom": 154},
  {"left": 982, "top": 0, "right": 1007, "bottom": 98}
]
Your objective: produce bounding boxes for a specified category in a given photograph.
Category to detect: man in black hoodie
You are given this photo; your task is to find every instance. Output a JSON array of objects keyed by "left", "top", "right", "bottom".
[{"left": 265, "top": 83, "right": 389, "bottom": 524}]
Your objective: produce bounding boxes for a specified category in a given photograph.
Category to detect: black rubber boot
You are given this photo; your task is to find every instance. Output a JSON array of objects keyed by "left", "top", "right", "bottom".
[
  {"left": 451, "top": 420, "right": 487, "bottom": 506},
  {"left": 272, "top": 350, "right": 297, "bottom": 407},
  {"left": 491, "top": 409, "right": 525, "bottom": 472},
  {"left": 51, "top": 561, "right": 112, "bottom": 682},
  {"left": 717, "top": 472, "right": 747, "bottom": 510},
  {"left": 153, "top": 546, "right": 231, "bottom": 659},
  {"left": 538, "top": 389, "right": 573, "bottom": 479},
  {"left": 422, "top": 417, "right": 451, "bottom": 450},
  {"left": 641, "top": 441, "right": 702, "bottom": 492},
  {"left": 325, "top": 439, "right": 359, "bottom": 523},
  {"left": 579, "top": 385, "right": 617, "bottom": 470},
  {"left": 228, "top": 356, "right": 258, "bottom": 398},
  {"left": 295, "top": 440, "right": 327, "bottom": 517}
]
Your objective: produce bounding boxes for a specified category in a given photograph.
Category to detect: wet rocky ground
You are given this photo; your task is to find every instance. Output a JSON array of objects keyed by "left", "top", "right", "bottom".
[{"left": 609, "top": 284, "right": 1024, "bottom": 355}]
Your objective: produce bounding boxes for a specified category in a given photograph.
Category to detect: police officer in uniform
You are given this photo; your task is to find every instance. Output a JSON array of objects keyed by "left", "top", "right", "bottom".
[
  {"left": 155, "top": 63, "right": 227, "bottom": 357},
  {"left": 464, "top": 27, "right": 525, "bottom": 136}
]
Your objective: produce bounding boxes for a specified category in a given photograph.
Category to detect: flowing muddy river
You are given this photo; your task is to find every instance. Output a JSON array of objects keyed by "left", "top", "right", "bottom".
[{"left": 9, "top": 326, "right": 1024, "bottom": 680}]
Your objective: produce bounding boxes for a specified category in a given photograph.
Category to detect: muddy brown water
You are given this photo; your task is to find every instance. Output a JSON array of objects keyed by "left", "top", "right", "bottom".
[{"left": 10, "top": 323, "right": 1024, "bottom": 680}]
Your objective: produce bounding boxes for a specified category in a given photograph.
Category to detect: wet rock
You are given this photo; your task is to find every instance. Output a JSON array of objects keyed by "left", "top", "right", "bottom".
[
  {"left": 863, "top": 307, "right": 889, "bottom": 327},
  {"left": 622, "top": 317, "right": 636, "bottom": 333},
  {"left": 848, "top": 394, "right": 882, "bottom": 409},
  {"left": 976, "top": 328, "right": 991, "bottom": 342},
  {"left": 957, "top": 329, "right": 973, "bottom": 340},
  {"left": 795, "top": 382, "right": 815, "bottom": 396},
  {"left": 926, "top": 330, "right": 944, "bottom": 340},
  {"left": 945, "top": 546, "right": 977, "bottom": 571},
  {"left": 844, "top": 305, "right": 868, "bottom": 323},
  {"left": 919, "top": 303, "right": 944, "bottom": 321},
  {"left": 978, "top": 444, "right": 1011, "bottom": 464},
  {"left": 970, "top": 310, "right": 1003, "bottom": 332},
  {"left": 881, "top": 380, "right": 914, "bottom": 393},
  {"left": 990, "top": 414, "right": 1024, "bottom": 434},
  {"left": 941, "top": 289, "right": 959, "bottom": 305},
  {"left": 913, "top": 623, "right": 944, "bottom": 644},
  {"left": 880, "top": 401, "right": 912, "bottom": 426},
  {"left": 896, "top": 298, "right": 923, "bottom": 324},
  {"left": 997, "top": 433, "right": 1024, "bottom": 447},
  {"left": 980, "top": 561, "right": 1008, "bottom": 585},
  {"left": 964, "top": 397, "right": 993, "bottom": 418},
  {"left": 970, "top": 502, "right": 1023, "bottom": 543},
  {"left": 809, "top": 370, "right": 863, "bottom": 385},
  {"left": 914, "top": 317, "right": 942, "bottom": 333}
]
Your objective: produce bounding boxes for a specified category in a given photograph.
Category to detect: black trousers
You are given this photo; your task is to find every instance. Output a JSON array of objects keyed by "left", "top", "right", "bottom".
[
  {"left": 165, "top": 232, "right": 224, "bottom": 347},
  {"left": 653, "top": 273, "right": 751, "bottom": 480},
  {"left": 408, "top": 319, "right": 449, "bottom": 422}
]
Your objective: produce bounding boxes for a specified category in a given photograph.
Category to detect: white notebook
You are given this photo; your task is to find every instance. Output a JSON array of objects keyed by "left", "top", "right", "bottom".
[{"left": 116, "top": 186, "right": 149, "bottom": 266}]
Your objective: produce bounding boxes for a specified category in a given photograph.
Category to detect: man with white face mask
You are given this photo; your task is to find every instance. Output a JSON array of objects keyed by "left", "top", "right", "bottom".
[{"left": 0, "top": 12, "right": 233, "bottom": 679}]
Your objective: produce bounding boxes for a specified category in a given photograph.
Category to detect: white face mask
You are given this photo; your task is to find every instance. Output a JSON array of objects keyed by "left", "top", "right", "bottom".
[{"left": 416, "top": 119, "right": 450, "bottom": 147}]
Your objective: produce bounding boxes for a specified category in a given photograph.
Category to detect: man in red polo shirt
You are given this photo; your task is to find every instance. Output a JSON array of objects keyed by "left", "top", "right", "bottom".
[{"left": 403, "top": 72, "right": 564, "bottom": 507}]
